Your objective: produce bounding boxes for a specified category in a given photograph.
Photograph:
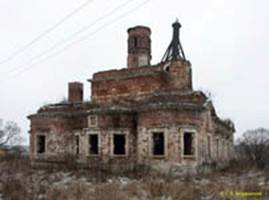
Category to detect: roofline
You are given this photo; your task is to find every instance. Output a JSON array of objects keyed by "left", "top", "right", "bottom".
[{"left": 127, "top": 26, "right": 151, "bottom": 33}]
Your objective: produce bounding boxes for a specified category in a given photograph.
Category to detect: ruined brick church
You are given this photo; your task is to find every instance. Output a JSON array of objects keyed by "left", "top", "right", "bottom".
[{"left": 28, "top": 21, "right": 235, "bottom": 170}]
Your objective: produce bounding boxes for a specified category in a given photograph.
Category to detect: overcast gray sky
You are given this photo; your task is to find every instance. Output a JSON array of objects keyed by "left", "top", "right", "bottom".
[{"left": 0, "top": 0, "right": 268, "bottom": 145}]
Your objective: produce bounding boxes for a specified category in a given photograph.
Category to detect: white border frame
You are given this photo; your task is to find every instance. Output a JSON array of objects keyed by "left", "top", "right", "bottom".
[
  {"left": 88, "top": 115, "right": 98, "bottom": 128},
  {"left": 180, "top": 128, "right": 197, "bottom": 159},
  {"left": 35, "top": 133, "right": 47, "bottom": 155},
  {"left": 221, "top": 138, "right": 225, "bottom": 159},
  {"left": 148, "top": 128, "right": 168, "bottom": 158},
  {"left": 207, "top": 133, "right": 212, "bottom": 158},
  {"left": 74, "top": 133, "right": 80, "bottom": 155},
  {"left": 216, "top": 137, "right": 220, "bottom": 159}
]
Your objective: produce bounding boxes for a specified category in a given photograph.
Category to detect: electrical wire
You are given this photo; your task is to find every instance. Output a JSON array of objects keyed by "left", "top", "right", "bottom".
[
  {"left": 0, "top": 0, "right": 94, "bottom": 65},
  {"left": 4, "top": 0, "right": 136, "bottom": 75},
  {"left": 0, "top": 0, "right": 150, "bottom": 83}
]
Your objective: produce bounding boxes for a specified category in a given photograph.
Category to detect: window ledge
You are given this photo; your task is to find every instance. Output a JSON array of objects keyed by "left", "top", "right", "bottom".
[
  {"left": 183, "top": 155, "right": 196, "bottom": 159},
  {"left": 87, "top": 154, "right": 100, "bottom": 157},
  {"left": 36, "top": 152, "right": 46, "bottom": 155},
  {"left": 88, "top": 125, "right": 97, "bottom": 128},
  {"left": 111, "top": 155, "right": 127, "bottom": 158},
  {"left": 151, "top": 155, "right": 166, "bottom": 159}
]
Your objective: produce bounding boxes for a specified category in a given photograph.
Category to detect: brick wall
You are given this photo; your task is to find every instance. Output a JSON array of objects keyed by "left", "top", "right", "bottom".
[{"left": 91, "top": 60, "right": 193, "bottom": 104}]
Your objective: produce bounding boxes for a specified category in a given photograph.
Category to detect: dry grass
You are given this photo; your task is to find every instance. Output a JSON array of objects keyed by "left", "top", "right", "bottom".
[{"left": 0, "top": 155, "right": 269, "bottom": 200}]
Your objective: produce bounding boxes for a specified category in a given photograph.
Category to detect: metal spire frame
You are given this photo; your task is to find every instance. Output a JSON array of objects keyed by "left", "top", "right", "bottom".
[{"left": 161, "top": 20, "right": 186, "bottom": 63}]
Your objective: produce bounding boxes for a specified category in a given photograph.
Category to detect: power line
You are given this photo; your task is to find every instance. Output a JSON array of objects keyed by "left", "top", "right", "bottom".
[
  {"left": 0, "top": 0, "right": 150, "bottom": 84},
  {"left": 0, "top": 0, "right": 94, "bottom": 65},
  {"left": 4, "top": 0, "right": 136, "bottom": 75},
  {"left": 57, "top": 0, "right": 150, "bottom": 55}
]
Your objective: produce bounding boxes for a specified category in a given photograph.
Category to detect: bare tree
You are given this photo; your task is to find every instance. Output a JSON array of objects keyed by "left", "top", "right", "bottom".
[
  {"left": 236, "top": 128, "right": 269, "bottom": 169},
  {"left": 0, "top": 118, "right": 21, "bottom": 147}
]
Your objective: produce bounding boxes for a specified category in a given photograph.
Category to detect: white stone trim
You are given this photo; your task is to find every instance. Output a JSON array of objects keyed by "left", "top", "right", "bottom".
[
  {"left": 87, "top": 115, "right": 98, "bottom": 128},
  {"left": 207, "top": 133, "right": 212, "bottom": 158},
  {"left": 224, "top": 139, "right": 228, "bottom": 160},
  {"left": 163, "top": 62, "right": 171, "bottom": 72},
  {"left": 148, "top": 128, "right": 168, "bottom": 158},
  {"left": 180, "top": 128, "right": 198, "bottom": 159},
  {"left": 215, "top": 137, "right": 220, "bottom": 159},
  {"left": 218, "top": 137, "right": 223, "bottom": 159}
]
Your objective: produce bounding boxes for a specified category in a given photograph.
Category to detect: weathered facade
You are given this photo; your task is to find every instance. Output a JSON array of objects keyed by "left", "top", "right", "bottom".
[{"left": 28, "top": 21, "right": 235, "bottom": 171}]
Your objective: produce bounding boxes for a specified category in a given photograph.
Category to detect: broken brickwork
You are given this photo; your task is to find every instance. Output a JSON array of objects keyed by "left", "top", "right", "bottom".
[{"left": 28, "top": 21, "right": 235, "bottom": 171}]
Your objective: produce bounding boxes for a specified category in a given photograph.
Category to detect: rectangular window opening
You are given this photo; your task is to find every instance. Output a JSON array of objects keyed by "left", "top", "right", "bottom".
[
  {"left": 89, "top": 134, "right": 99, "bottom": 155},
  {"left": 222, "top": 139, "right": 225, "bottom": 157},
  {"left": 216, "top": 138, "right": 219, "bottom": 158},
  {"left": 152, "top": 132, "right": 165, "bottom": 156},
  {"left": 184, "top": 132, "right": 194, "bottom": 156},
  {"left": 207, "top": 135, "right": 211, "bottom": 157},
  {"left": 113, "top": 134, "right": 126, "bottom": 155},
  {"left": 76, "top": 135, "right": 79, "bottom": 155},
  {"left": 37, "top": 135, "right": 46, "bottom": 154}
]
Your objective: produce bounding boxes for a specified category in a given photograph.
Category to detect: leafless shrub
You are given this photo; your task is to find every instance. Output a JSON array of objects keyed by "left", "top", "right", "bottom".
[
  {"left": 0, "top": 119, "right": 22, "bottom": 147},
  {"left": 236, "top": 128, "right": 269, "bottom": 169},
  {"left": 0, "top": 153, "right": 30, "bottom": 173}
]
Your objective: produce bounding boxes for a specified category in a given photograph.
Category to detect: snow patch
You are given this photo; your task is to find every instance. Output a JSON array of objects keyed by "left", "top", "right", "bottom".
[{"left": 119, "top": 177, "right": 130, "bottom": 185}]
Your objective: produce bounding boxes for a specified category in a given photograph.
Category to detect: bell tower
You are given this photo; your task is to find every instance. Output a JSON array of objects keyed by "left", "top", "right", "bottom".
[
  {"left": 161, "top": 19, "right": 186, "bottom": 62},
  {"left": 161, "top": 20, "right": 192, "bottom": 91},
  {"left": 127, "top": 26, "right": 151, "bottom": 68}
]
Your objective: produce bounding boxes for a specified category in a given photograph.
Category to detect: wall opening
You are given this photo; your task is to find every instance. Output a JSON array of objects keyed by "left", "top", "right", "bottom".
[
  {"left": 183, "top": 132, "right": 194, "bottom": 156},
  {"left": 227, "top": 141, "right": 230, "bottom": 158},
  {"left": 75, "top": 135, "right": 79, "bottom": 155},
  {"left": 164, "top": 64, "right": 170, "bottom": 72},
  {"left": 152, "top": 132, "right": 165, "bottom": 156},
  {"left": 165, "top": 66, "right": 170, "bottom": 72},
  {"left": 207, "top": 135, "right": 211, "bottom": 157},
  {"left": 113, "top": 134, "right": 126, "bottom": 155},
  {"left": 37, "top": 135, "right": 46, "bottom": 154},
  {"left": 222, "top": 139, "right": 225, "bottom": 158},
  {"left": 216, "top": 138, "right": 219, "bottom": 158},
  {"left": 89, "top": 134, "right": 99, "bottom": 155},
  {"left": 134, "top": 37, "right": 138, "bottom": 47}
]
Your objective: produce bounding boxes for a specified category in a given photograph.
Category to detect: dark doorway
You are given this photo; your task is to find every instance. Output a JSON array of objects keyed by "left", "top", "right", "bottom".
[
  {"left": 113, "top": 134, "right": 126, "bottom": 155},
  {"left": 76, "top": 135, "right": 79, "bottom": 155},
  {"left": 134, "top": 37, "right": 138, "bottom": 47},
  {"left": 37, "top": 135, "right": 46, "bottom": 154},
  {"left": 207, "top": 135, "right": 211, "bottom": 157},
  {"left": 152, "top": 132, "right": 165, "bottom": 156},
  {"left": 89, "top": 134, "right": 99, "bottom": 155},
  {"left": 184, "top": 132, "right": 194, "bottom": 155},
  {"left": 216, "top": 138, "right": 219, "bottom": 157}
]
